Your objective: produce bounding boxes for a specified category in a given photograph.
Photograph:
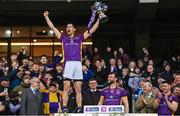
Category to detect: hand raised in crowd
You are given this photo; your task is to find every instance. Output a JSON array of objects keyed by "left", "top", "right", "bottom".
[
  {"left": 97, "top": 65, "right": 102, "bottom": 71},
  {"left": 156, "top": 92, "right": 162, "bottom": 103},
  {"left": 0, "top": 92, "right": 8, "bottom": 97},
  {"left": 146, "top": 76, "right": 151, "bottom": 81},
  {"left": 18, "top": 66, "right": 24, "bottom": 71},
  {"left": 163, "top": 93, "right": 169, "bottom": 101}
]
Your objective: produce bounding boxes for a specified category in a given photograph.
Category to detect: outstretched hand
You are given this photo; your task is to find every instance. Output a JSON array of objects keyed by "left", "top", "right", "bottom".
[{"left": 43, "top": 11, "right": 49, "bottom": 17}]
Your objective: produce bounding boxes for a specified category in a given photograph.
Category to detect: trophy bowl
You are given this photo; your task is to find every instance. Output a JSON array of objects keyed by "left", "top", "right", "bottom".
[{"left": 91, "top": 2, "right": 108, "bottom": 24}]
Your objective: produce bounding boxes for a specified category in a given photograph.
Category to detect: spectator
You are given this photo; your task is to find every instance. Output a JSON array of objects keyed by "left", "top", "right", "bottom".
[
  {"left": 0, "top": 77, "right": 10, "bottom": 101},
  {"left": 39, "top": 64, "right": 46, "bottom": 77},
  {"left": 0, "top": 77, "right": 10, "bottom": 114},
  {"left": 103, "top": 46, "right": 113, "bottom": 66},
  {"left": 113, "top": 50, "right": 118, "bottom": 60},
  {"left": 137, "top": 59, "right": 146, "bottom": 75},
  {"left": 84, "top": 59, "right": 92, "bottom": 69},
  {"left": 107, "top": 58, "right": 118, "bottom": 74},
  {"left": 121, "top": 67, "right": 132, "bottom": 112},
  {"left": 42, "top": 72, "right": 53, "bottom": 87},
  {"left": 128, "top": 61, "right": 136, "bottom": 73},
  {"left": 142, "top": 47, "right": 150, "bottom": 58},
  {"left": 133, "top": 78, "right": 145, "bottom": 102},
  {"left": 82, "top": 45, "right": 92, "bottom": 61},
  {"left": 9, "top": 61, "right": 20, "bottom": 90},
  {"left": 135, "top": 82, "right": 156, "bottom": 113},
  {"left": 173, "top": 84, "right": 180, "bottom": 115},
  {"left": 116, "top": 58, "right": 124, "bottom": 77},
  {"left": 20, "top": 77, "right": 43, "bottom": 115},
  {"left": 159, "top": 63, "right": 174, "bottom": 83},
  {"left": 174, "top": 73, "right": 180, "bottom": 86},
  {"left": 154, "top": 81, "right": 179, "bottom": 115},
  {"left": 10, "top": 54, "right": 18, "bottom": 64},
  {"left": 148, "top": 59, "right": 154, "bottom": 67},
  {"left": 40, "top": 55, "right": 49, "bottom": 66},
  {"left": 82, "top": 65, "right": 94, "bottom": 91},
  {"left": 12, "top": 74, "right": 31, "bottom": 95},
  {"left": 92, "top": 47, "right": 101, "bottom": 67},
  {"left": 83, "top": 78, "right": 101, "bottom": 106},
  {"left": 53, "top": 50, "right": 62, "bottom": 63},
  {"left": 30, "top": 63, "right": 40, "bottom": 78},
  {"left": 40, "top": 82, "right": 62, "bottom": 114},
  {"left": 17, "top": 47, "right": 27, "bottom": 65},
  {"left": 117, "top": 47, "right": 129, "bottom": 66},
  {"left": 144, "top": 65, "right": 158, "bottom": 88},
  {"left": 52, "top": 64, "right": 63, "bottom": 91},
  {"left": 93, "top": 60, "right": 107, "bottom": 85},
  {"left": 128, "top": 67, "right": 142, "bottom": 93}
]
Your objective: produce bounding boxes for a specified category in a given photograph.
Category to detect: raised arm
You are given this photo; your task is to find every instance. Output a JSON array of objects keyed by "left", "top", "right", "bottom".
[
  {"left": 43, "top": 11, "right": 61, "bottom": 39},
  {"left": 84, "top": 18, "right": 100, "bottom": 40}
]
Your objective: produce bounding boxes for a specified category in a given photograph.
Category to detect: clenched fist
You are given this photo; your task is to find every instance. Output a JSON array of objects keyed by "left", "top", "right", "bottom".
[{"left": 43, "top": 11, "right": 49, "bottom": 17}]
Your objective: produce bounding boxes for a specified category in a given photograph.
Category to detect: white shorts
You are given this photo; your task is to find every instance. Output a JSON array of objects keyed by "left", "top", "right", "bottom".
[{"left": 63, "top": 61, "right": 83, "bottom": 80}]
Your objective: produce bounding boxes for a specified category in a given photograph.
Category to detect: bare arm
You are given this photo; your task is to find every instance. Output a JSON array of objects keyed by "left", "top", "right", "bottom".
[
  {"left": 165, "top": 98, "right": 178, "bottom": 112},
  {"left": 98, "top": 96, "right": 104, "bottom": 105},
  {"left": 43, "top": 11, "right": 61, "bottom": 39},
  {"left": 122, "top": 96, "right": 129, "bottom": 113},
  {"left": 84, "top": 18, "right": 100, "bottom": 40}
]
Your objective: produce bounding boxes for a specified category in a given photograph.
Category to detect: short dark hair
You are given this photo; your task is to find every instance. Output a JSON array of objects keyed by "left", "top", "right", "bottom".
[
  {"left": 89, "top": 78, "right": 97, "bottom": 83},
  {"left": 108, "top": 72, "right": 117, "bottom": 78},
  {"left": 40, "top": 55, "right": 48, "bottom": 59},
  {"left": 162, "top": 81, "right": 171, "bottom": 85},
  {"left": 67, "top": 22, "right": 75, "bottom": 27},
  {"left": 56, "top": 63, "right": 63, "bottom": 67},
  {"left": 49, "top": 83, "right": 57, "bottom": 88}
]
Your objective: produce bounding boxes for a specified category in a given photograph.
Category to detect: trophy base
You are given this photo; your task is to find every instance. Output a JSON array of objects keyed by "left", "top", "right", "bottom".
[{"left": 99, "top": 17, "right": 109, "bottom": 24}]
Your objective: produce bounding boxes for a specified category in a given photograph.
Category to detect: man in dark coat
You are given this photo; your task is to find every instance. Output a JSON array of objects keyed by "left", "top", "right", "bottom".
[
  {"left": 83, "top": 78, "right": 101, "bottom": 105},
  {"left": 20, "top": 77, "right": 43, "bottom": 115}
]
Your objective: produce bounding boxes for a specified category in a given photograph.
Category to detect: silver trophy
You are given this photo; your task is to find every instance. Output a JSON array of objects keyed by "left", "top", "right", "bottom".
[{"left": 91, "top": 1, "right": 108, "bottom": 24}]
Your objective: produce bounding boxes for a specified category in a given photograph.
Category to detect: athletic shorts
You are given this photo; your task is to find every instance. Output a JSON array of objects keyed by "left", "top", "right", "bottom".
[{"left": 63, "top": 61, "right": 83, "bottom": 80}]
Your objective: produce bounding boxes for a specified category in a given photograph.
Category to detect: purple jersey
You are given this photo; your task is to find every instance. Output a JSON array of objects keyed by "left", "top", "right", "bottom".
[
  {"left": 101, "top": 86, "right": 127, "bottom": 105},
  {"left": 59, "top": 34, "right": 84, "bottom": 61},
  {"left": 157, "top": 93, "right": 179, "bottom": 115}
]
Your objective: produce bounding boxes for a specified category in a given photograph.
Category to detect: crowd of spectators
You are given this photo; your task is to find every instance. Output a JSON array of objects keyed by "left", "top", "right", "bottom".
[{"left": 0, "top": 46, "right": 179, "bottom": 115}]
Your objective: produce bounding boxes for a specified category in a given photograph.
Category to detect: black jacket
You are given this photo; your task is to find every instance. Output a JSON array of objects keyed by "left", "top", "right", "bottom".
[{"left": 83, "top": 89, "right": 101, "bottom": 105}]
